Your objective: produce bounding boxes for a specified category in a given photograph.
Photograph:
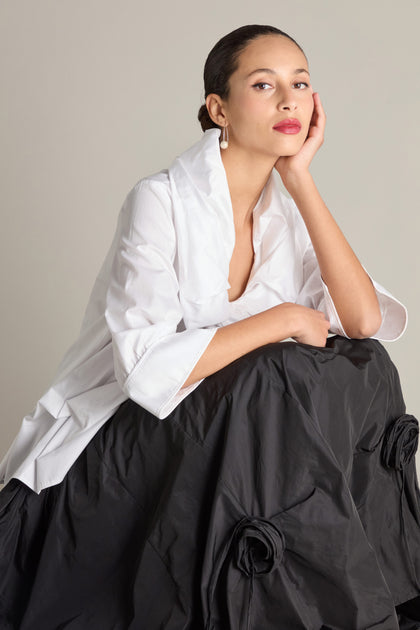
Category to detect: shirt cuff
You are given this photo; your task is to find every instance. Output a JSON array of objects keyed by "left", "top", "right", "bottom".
[
  {"left": 321, "top": 275, "right": 408, "bottom": 342},
  {"left": 122, "top": 326, "right": 218, "bottom": 419}
]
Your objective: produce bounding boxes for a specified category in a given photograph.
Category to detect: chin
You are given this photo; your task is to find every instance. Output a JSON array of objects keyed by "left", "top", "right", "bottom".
[
  {"left": 280, "top": 148, "right": 301, "bottom": 157},
  {"left": 272, "top": 132, "right": 305, "bottom": 148},
  {"left": 274, "top": 144, "right": 303, "bottom": 158}
]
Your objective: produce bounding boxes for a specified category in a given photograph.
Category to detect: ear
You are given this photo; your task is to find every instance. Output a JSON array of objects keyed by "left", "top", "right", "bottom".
[{"left": 206, "top": 94, "right": 228, "bottom": 127}]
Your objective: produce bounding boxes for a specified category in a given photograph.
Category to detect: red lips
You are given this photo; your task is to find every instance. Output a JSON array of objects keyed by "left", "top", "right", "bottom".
[{"left": 273, "top": 118, "right": 302, "bottom": 131}]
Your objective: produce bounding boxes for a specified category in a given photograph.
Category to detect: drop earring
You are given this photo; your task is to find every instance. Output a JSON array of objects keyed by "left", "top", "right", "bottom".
[{"left": 220, "top": 124, "right": 229, "bottom": 149}]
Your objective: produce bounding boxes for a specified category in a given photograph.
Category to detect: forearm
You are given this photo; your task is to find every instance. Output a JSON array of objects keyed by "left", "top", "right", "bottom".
[
  {"left": 286, "top": 172, "right": 382, "bottom": 338},
  {"left": 182, "top": 302, "right": 330, "bottom": 388},
  {"left": 182, "top": 307, "right": 289, "bottom": 388}
]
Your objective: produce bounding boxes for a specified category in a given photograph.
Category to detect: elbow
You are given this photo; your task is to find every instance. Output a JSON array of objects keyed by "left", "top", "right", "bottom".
[{"left": 345, "top": 310, "right": 382, "bottom": 340}]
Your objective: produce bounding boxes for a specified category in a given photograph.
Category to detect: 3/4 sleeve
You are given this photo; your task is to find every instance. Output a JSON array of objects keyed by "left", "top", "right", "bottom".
[
  {"left": 296, "top": 237, "right": 408, "bottom": 341},
  {"left": 104, "top": 179, "right": 218, "bottom": 419}
]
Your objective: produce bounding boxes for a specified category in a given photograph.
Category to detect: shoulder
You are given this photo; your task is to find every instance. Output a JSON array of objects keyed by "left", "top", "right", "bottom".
[
  {"left": 125, "top": 169, "right": 171, "bottom": 208},
  {"left": 122, "top": 169, "right": 173, "bottom": 221},
  {"left": 115, "top": 169, "right": 175, "bottom": 244}
]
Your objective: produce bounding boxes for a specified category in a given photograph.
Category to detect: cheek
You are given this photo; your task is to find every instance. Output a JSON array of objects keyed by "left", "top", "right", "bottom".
[
  {"left": 242, "top": 95, "right": 266, "bottom": 116},
  {"left": 232, "top": 98, "right": 266, "bottom": 129}
]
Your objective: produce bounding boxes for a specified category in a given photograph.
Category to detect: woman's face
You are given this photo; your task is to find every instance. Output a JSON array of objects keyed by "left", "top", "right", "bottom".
[{"left": 218, "top": 35, "right": 314, "bottom": 159}]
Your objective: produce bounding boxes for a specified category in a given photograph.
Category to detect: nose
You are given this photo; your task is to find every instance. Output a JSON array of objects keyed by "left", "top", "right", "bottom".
[{"left": 277, "top": 89, "right": 297, "bottom": 112}]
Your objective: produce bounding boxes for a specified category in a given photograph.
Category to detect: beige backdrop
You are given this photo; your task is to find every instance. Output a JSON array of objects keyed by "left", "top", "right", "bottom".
[{"left": 1, "top": 0, "right": 419, "bottom": 482}]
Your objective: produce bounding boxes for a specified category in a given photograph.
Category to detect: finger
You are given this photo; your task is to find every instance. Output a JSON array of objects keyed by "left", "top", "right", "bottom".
[
  {"left": 313, "top": 93, "right": 326, "bottom": 124},
  {"left": 307, "top": 111, "right": 324, "bottom": 139},
  {"left": 308, "top": 106, "right": 325, "bottom": 142}
]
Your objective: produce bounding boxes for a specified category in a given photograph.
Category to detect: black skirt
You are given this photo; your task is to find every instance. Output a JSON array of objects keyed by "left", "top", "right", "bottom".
[{"left": 1, "top": 336, "right": 420, "bottom": 630}]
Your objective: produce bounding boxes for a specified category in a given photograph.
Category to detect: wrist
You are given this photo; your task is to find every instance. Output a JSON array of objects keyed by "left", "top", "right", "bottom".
[
  {"left": 280, "top": 302, "right": 303, "bottom": 338},
  {"left": 283, "top": 170, "right": 314, "bottom": 196},
  {"left": 268, "top": 302, "right": 302, "bottom": 340}
]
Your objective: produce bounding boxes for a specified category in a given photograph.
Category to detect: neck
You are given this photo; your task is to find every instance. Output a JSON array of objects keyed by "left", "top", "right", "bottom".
[{"left": 220, "top": 144, "right": 276, "bottom": 228}]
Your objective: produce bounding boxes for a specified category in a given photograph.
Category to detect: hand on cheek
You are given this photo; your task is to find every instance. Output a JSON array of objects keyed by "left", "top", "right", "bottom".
[{"left": 274, "top": 91, "right": 326, "bottom": 187}]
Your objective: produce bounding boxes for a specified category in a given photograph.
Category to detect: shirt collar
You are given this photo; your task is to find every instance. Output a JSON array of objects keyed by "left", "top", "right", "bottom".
[
  {"left": 168, "top": 128, "right": 230, "bottom": 200},
  {"left": 168, "top": 127, "right": 277, "bottom": 219}
]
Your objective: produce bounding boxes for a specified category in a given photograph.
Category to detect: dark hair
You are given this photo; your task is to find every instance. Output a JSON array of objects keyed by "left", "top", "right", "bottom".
[{"left": 197, "top": 24, "right": 306, "bottom": 132}]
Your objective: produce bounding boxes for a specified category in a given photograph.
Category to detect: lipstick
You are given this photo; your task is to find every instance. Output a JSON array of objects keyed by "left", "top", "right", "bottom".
[{"left": 273, "top": 118, "right": 302, "bottom": 134}]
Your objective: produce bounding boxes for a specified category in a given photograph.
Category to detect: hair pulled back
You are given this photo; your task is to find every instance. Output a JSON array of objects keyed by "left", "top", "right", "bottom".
[{"left": 197, "top": 24, "right": 306, "bottom": 132}]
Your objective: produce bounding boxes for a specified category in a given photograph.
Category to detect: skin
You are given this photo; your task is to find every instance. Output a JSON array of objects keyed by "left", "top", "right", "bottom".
[{"left": 182, "top": 34, "right": 382, "bottom": 388}]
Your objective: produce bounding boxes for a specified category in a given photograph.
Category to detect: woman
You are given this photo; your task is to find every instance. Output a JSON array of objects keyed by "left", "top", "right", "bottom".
[{"left": 0, "top": 23, "right": 419, "bottom": 630}]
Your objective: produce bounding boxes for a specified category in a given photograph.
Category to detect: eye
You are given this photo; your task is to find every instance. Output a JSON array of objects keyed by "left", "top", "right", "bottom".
[
  {"left": 252, "top": 82, "right": 272, "bottom": 90},
  {"left": 252, "top": 81, "right": 310, "bottom": 91}
]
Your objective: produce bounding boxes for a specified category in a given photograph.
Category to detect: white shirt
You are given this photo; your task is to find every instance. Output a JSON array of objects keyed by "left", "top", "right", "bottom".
[{"left": 0, "top": 128, "right": 408, "bottom": 494}]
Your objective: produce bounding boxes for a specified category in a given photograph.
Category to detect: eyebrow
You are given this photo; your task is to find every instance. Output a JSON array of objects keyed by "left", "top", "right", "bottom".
[{"left": 246, "top": 67, "right": 310, "bottom": 78}]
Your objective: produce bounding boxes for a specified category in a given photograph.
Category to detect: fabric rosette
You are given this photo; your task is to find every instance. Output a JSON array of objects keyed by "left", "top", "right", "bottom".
[
  {"left": 205, "top": 515, "right": 286, "bottom": 630},
  {"left": 381, "top": 414, "right": 419, "bottom": 470},
  {"left": 381, "top": 413, "right": 419, "bottom": 586},
  {"left": 233, "top": 516, "right": 286, "bottom": 577}
]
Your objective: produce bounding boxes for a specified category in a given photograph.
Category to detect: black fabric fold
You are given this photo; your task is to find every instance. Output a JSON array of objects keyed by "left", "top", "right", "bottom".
[{"left": 0, "top": 336, "right": 420, "bottom": 629}]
